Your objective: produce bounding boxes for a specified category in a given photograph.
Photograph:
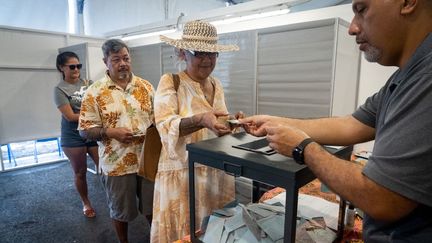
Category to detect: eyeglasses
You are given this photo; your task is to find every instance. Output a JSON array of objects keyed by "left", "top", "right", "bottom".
[
  {"left": 187, "top": 50, "right": 219, "bottom": 58},
  {"left": 66, "top": 64, "right": 83, "bottom": 70}
]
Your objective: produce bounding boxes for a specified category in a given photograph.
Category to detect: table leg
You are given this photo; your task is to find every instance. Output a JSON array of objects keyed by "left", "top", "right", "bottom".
[
  {"left": 284, "top": 183, "right": 298, "bottom": 243},
  {"left": 188, "top": 157, "right": 198, "bottom": 242},
  {"left": 252, "top": 181, "right": 275, "bottom": 202},
  {"left": 337, "top": 199, "right": 347, "bottom": 240},
  {"left": 252, "top": 180, "right": 260, "bottom": 202}
]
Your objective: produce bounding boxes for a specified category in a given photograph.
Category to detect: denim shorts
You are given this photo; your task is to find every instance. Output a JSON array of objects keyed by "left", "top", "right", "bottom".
[{"left": 61, "top": 128, "right": 97, "bottom": 148}]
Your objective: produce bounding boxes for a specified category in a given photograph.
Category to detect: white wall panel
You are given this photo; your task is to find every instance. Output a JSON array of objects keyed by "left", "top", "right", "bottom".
[
  {"left": 257, "top": 21, "right": 336, "bottom": 118},
  {"left": 87, "top": 44, "right": 106, "bottom": 81},
  {"left": 357, "top": 56, "right": 396, "bottom": 105},
  {"left": 131, "top": 44, "right": 162, "bottom": 89},
  {"left": 0, "top": 27, "right": 106, "bottom": 144},
  {"left": 161, "top": 44, "right": 182, "bottom": 77},
  {"left": 0, "top": 28, "right": 65, "bottom": 68},
  {"left": 0, "top": 69, "right": 60, "bottom": 144},
  {"left": 331, "top": 20, "right": 360, "bottom": 116},
  {"left": 67, "top": 36, "right": 109, "bottom": 46},
  {"left": 213, "top": 31, "right": 256, "bottom": 116}
]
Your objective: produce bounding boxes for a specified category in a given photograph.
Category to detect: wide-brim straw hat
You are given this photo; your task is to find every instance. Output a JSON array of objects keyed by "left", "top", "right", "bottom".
[{"left": 160, "top": 20, "right": 239, "bottom": 52}]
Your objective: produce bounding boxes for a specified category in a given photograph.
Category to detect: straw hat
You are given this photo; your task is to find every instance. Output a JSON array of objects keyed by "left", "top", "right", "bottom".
[{"left": 160, "top": 20, "right": 239, "bottom": 52}]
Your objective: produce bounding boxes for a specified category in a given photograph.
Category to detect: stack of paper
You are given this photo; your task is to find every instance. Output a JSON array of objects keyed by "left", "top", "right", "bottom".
[
  {"left": 201, "top": 193, "right": 339, "bottom": 243},
  {"left": 201, "top": 202, "right": 285, "bottom": 243}
]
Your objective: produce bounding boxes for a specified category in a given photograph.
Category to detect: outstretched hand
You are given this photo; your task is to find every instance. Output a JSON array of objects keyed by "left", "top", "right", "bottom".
[
  {"left": 239, "top": 115, "right": 275, "bottom": 137},
  {"left": 200, "top": 110, "right": 232, "bottom": 136},
  {"left": 225, "top": 111, "right": 245, "bottom": 131}
]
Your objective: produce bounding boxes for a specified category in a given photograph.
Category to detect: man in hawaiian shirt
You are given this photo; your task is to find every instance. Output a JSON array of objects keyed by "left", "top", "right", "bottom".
[{"left": 79, "top": 39, "right": 155, "bottom": 243}]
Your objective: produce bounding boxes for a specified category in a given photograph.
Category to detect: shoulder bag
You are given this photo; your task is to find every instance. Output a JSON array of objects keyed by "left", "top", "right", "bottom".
[{"left": 138, "top": 73, "right": 180, "bottom": 181}]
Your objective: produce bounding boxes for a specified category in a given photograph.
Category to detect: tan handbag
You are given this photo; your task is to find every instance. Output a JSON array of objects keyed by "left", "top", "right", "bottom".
[
  {"left": 137, "top": 73, "right": 180, "bottom": 181},
  {"left": 138, "top": 125, "right": 162, "bottom": 181}
]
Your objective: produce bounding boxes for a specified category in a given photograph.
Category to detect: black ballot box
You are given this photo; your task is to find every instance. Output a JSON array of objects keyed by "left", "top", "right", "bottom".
[{"left": 186, "top": 132, "right": 352, "bottom": 243}]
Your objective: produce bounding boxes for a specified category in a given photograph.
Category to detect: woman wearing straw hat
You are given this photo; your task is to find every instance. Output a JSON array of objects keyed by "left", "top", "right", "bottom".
[{"left": 152, "top": 20, "right": 242, "bottom": 242}]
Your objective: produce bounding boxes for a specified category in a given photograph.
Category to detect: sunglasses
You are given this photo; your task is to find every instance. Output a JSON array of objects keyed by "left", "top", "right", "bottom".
[
  {"left": 66, "top": 64, "right": 83, "bottom": 70},
  {"left": 187, "top": 50, "right": 219, "bottom": 58}
]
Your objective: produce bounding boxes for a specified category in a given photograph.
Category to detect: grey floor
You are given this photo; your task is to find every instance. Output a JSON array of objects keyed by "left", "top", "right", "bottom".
[{"left": 0, "top": 161, "right": 150, "bottom": 243}]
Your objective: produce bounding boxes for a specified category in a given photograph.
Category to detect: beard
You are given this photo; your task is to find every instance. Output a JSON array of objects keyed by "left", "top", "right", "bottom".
[
  {"left": 118, "top": 70, "right": 130, "bottom": 80},
  {"left": 363, "top": 45, "right": 382, "bottom": 63}
]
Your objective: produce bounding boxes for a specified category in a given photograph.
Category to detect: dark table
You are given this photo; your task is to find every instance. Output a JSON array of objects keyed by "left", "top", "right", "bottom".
[{"left": 187, "top": 132, "right": 352, "bottom": 243}]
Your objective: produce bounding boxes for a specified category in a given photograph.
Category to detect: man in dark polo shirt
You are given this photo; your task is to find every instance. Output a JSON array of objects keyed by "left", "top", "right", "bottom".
[{"left": 241, "top": 0, "right": 432, "bottom": 242}]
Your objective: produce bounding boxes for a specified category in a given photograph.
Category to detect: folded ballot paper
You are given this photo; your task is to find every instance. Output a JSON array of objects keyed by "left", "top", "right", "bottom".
[
  {"left": 264, "top": 192, "right": 339, "bottom": 231},
  {"left": 201, "top": 195, "right": 338, "bottom": 243}
]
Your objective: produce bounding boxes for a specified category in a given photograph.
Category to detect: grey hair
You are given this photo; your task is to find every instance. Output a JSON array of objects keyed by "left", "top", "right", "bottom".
[
  {"left": 174, "top": 48, "right": 186, "bottom": 72},
  {"left": 101, "top": 39, "right": 129, "bottom": 59}
]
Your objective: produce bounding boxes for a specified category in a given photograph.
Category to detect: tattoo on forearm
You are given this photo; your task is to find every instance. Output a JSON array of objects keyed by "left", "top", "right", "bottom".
[{"left": 179, "top": 116, "right": 203, "bottom": 136}]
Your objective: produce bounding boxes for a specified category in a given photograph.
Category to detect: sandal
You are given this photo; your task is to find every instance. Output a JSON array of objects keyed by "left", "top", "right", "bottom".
[{"left": 83, "top": 206, "right": 96, "bottom": 218}]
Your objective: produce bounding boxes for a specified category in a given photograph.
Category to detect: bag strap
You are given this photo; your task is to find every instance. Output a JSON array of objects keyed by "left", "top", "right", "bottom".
[{"left": 172, "top": 73, "right": 180, "bottom": 92}]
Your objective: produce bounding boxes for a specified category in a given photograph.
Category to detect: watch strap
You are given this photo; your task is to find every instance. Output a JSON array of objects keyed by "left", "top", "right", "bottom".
[
  {"left": 297, "top": 138, "right": 314, "bottom": 151},
  {"left": 293, "top": 138, "right": 314, "bottom": 164}
]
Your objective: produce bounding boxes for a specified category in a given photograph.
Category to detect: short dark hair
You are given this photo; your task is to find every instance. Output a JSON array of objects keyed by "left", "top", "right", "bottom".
[
  {"left": 101, "top": 39, "right": 129, "bottom": 59},
  {"left": 56, "top": 51, "right": 79, "bottom": 73}
]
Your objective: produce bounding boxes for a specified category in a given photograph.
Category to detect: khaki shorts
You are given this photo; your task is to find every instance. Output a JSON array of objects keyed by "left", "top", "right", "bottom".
[{"left": 100, "top": 173, "right": 154, "bottom": 222}]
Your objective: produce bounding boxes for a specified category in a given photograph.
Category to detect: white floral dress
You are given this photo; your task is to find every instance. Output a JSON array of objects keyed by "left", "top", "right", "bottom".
[{"left": 151, "top": 71, "right": 235, "bottom": 243}]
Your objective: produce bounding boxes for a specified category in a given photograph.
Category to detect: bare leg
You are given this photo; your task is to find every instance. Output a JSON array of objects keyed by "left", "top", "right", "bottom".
[
  {"left": 63, "top": 146, "right": 94, "bottom": 216},
  {"left": 86, "top": 146, "right": 99, "bottom": 171},
  {"left": 113, "top": 219, "right": 128, "bottom": 243}
]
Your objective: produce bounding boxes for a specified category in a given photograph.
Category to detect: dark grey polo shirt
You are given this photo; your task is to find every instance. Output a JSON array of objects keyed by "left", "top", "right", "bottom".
[{"left": 353, "top": 33, "right": 432, "bottom": 242}]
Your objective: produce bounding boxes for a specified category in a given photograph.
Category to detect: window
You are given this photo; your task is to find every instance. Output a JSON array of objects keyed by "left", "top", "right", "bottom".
[{"left": 1, "top": 138, "right": 64, "bottom": 172}]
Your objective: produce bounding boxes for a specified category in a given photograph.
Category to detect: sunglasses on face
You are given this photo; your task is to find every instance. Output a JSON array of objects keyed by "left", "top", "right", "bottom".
[
  {"left": 187, "top": 50, "right": 219, "bottom": 58},
  {"left": 66, "top": 64, "right": 83, "bottom": 70}
]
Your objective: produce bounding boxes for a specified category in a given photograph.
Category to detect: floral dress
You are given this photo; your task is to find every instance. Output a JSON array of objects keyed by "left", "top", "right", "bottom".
[{"left": 151, "top": 71, "right": 235, "bottom": 243}]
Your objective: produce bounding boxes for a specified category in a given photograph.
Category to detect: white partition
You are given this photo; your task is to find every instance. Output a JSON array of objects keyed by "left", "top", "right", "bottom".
[
  {"left": 0, "top": 26, "right": 105, "bottom": 144},
  {"left": 213, "top": 31, "right": 256, "bottom": 116},
  {"left": 161, "top": 44, "right": 183, "bottom": 77},
  {"left": 130, "top": 44, "right": 163, "bottom": 89},
  {"left": 257, "top": 18, "right": 359, "bottom": 118},
  {"left": 0, "top": 69, "right": 59, "bottom": 144}
]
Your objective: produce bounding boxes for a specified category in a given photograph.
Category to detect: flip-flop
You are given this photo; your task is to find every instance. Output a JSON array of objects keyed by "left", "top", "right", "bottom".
[{"left": 83, "top": 207, "right": 96, "bottom": 218}]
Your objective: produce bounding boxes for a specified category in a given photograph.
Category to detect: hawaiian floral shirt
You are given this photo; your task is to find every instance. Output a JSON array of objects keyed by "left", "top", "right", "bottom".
[{"left": 79, "top": 73, "right": 155, "bottom": 176}]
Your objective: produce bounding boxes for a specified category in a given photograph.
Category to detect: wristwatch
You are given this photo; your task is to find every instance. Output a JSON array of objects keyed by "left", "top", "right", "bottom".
[{"left": 292, "top": 138, "right": 314, "bottom": 164}]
